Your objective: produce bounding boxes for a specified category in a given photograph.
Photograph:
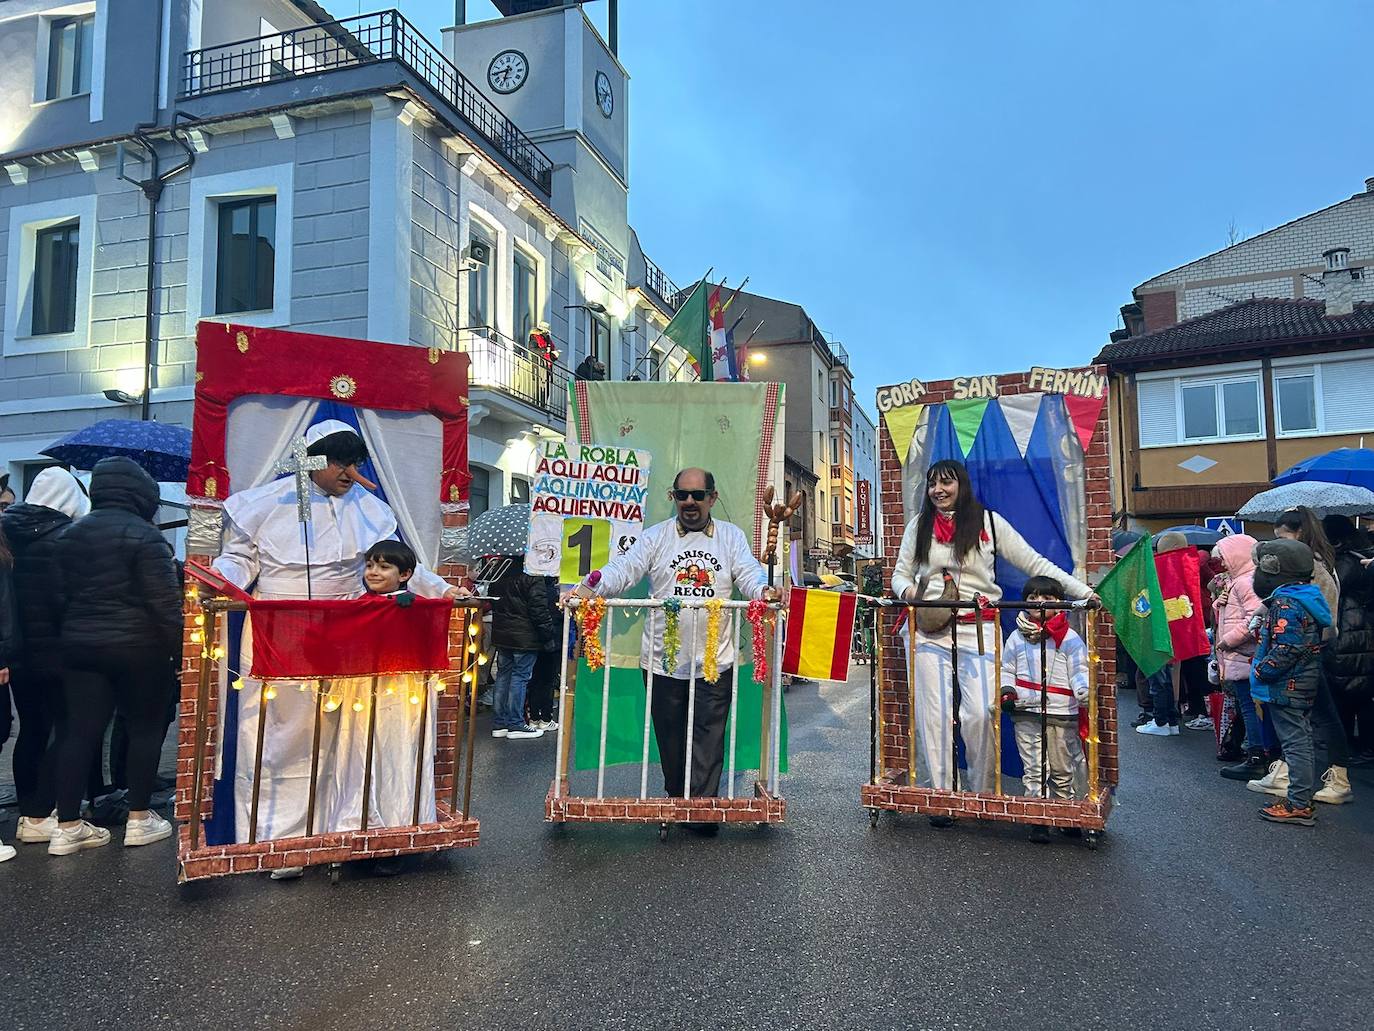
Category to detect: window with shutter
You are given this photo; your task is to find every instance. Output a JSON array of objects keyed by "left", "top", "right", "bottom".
[
  {"left": 1321, "top": 356, "right": 1374, "bottom": 432},
  {"left": 1136, "top": 378, "right": 1178, "bottom": 446}
]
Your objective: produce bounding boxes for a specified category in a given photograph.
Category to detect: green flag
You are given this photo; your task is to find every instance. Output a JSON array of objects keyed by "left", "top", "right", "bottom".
[
  {"left": 662, "top": 279, "right": 710, "bottom": 381},
  {"left": 1097, "top": 535, "right": 1173, "bottom": 677}
]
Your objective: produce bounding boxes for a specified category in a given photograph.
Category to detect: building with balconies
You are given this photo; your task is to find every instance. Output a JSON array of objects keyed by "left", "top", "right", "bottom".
[{"left": 0, "top": 1, "right": 694, "bottom": 514}]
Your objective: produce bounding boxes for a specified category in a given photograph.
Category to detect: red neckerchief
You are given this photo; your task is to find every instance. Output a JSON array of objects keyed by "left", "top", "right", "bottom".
[
  {"left": 1038, "top": 612, "right": 1070, "bottom": 646},
  {"left": 932, "top": 511, "right": 989, "bottom": 545}
]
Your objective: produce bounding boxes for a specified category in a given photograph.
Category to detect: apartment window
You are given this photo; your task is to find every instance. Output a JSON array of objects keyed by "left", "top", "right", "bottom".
[
  {"left": 590, "top": 310, "right": 610, "bottom": 363},
  {"left": 468, "top": 223, "right": 495, "bottom": 329},
  {"left": 816, "top": 369, "right": 823, "bottom": 400},
  {"left": 215, "top": 197, "right": 276, "bottom": 314},
  {"left": 469, "top": 466, "right": 491, "bottom": 519},
  {"left": 648, "top": 348, "right": 663, "bottom": 381},
  {"left": 513, "top": 249, "right": 538, "bottom": 342},
  {"left": 46, "top": 15, "right": 94, "bottom": 100},
  {"left": 829, "top": 380, "right": 837, "bottom": 407},
  {"left": 510, "top": 476, "right": 531, "bottom": 504},
  {"left": 1180, "top": 376, "right": 1261, "bottom": 441},
  {"left": 831, "top": 495, "right": 840, "bottom": 524},
  {"left": 32, "top": 221, "right": 79, "bottom": 336},
  {"left": 830, "top": 436, "right": 839, "bottom": 465},
  {"left": 1276, "top": 374, "right": 1318, "bottom": 434}
]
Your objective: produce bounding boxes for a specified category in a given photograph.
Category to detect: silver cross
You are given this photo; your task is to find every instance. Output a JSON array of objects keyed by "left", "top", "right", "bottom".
[{"left": 276, "top": 437, "right": 327, "bottom": 523}]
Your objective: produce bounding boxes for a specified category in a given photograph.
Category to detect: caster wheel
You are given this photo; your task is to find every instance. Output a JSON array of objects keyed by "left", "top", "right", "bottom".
[
  {"left": 1084, "top": 831, "right": 1101, "bottom": 851},
  {"left": 868, "top": 809, "right": 880, "bottom": 828},
  {"left": 328, "top": 864, "right": 342, "bottom": 885},
  {"left": 658, "top": 823, "right": 669, "bottom": 842}
]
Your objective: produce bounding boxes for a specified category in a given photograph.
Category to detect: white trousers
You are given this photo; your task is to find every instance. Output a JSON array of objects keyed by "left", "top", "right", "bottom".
[
  {"left": 1012, "top": 715, "right": 1085, "bottom": 800},
  {"left": 902, "top": 625, "right": 997, "bottom": 792}
]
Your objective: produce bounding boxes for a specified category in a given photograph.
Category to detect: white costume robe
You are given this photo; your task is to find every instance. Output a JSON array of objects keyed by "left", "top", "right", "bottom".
[{"left": 213, "top": 476, "right": 446, "bottom": 842}]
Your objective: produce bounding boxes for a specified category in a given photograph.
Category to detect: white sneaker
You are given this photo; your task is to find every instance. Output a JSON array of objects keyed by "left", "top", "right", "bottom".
[
  {"left": 124, "top": 812, "right": 173, "bottom": 847},
  {"left": 270, "top": 866, "right": 304, "bottom": 881},
  {"left": 48, "top": 821, "right": 112, "bottom": 856},
  {"left": 15, "top": 814, "right": 58, "bottom": 843},
  {"left": 506, "top": 724, "right": 545, "bottom": 740},
  {"left": 0, "top": 840, "right": 15, "bottom": 863},
  {"left": 1185, "top": 715, "right": 1213, "bottom": 731},
  {"left": 1169, "top": 724, "right": 1181, "bottom": 736},
  {"left": 542, "top": 720, "right": 559, "bottom": 732},
  {"left": 491, "top": 728, "right": 509, "bottom": 738},
  {"left": 1136, "top": 722, "right": 1174, "bottom": 737},
  {"left": 1314, "top": 765, "right": 1353, "bottom": 805},
  {"left": 1247, "top": 760, "right": 1289, "bottom": 796}
]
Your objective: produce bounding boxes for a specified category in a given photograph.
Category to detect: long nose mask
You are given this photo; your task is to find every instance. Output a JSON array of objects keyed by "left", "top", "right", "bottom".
[{"left": 345, "top": 464, "right": 378, "bottom": 491}]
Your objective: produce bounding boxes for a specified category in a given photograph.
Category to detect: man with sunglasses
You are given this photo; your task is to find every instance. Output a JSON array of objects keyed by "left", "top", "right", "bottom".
[{"left": 569, "top": 468, "right": 777, "bottom": 819}]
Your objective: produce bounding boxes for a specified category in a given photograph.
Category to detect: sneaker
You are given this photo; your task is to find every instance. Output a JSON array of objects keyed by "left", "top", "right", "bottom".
[
  {"left": 1185, "top": 715, "right": 1213, "bottom": 731},
  {"left": 1130, "top": 710, "right": 1153, "bottom": 728},
  {"left": 1247, "top": 760, "right": 1289, "bottom": 796},
  {"left": 1259, "top": 800, "right": 1316, "bottom": 826},
  {"left": 270, "top": 866, "right": 304, "bottom": 881},
  {"left": 1136, "top": 722, "right": 1174, "bottom": 737},
  {"left": 47, "top": 821, "right": 112, "bottom": 856},
  {"left": 124, "top": 812, "right": 173, "bottom": 847},
  {"left": 491, "top": 728, "right": 509, "bottom": 738},
  {"left": 1313, "top": 766, "right": 1353, "bottom": 805},
  {"left": 1221, "top": 751, "right": 1269, "bottom": 781},
  {"left": 1169, "top": 724, "right": 1181, "bottom": 736},
  {"left": 542, "top": 720, "right": 559, "bottom": 732},
  {"left": 0, "top": 840, "right": 15, "bottom": 863},
  {"left": 506, "top": 724, "right": 545, "bottom": 740},
  {"left": 15, "top": 814, "right": 58, "bottom": 843}
]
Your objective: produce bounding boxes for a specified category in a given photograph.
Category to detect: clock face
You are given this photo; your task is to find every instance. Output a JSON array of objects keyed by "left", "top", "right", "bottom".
[
  {"left": 488, "top": 49, "right": 528, "bottom": 94},
  {"left": 595, "top": 70, "right": 614, "bottom": 118}
]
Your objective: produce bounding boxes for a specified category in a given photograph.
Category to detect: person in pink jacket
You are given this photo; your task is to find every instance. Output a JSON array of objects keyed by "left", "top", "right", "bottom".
[{"left": 1212, "top": 534, "right": 1270, "bottom": 781}]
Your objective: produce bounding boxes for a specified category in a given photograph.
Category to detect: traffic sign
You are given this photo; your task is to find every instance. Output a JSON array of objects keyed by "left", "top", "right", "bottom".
[{"left": 1204, "top": 516, "right": 1244, "bottom": 537}]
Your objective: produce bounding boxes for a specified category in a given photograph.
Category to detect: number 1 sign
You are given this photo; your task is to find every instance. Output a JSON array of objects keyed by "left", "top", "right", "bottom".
[{"left": 526, "top": 440, "right": 653, "bottom": 582}]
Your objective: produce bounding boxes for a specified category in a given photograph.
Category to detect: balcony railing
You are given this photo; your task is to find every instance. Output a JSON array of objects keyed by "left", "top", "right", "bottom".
[
  {"left": 458, "top": 328, "right": 569, "bottom": 422},
  {"left": 642, "top": 254, "right": 685, "bottom": 311},
  {"left": 180, "top": 10, "right": 553, "bottom": 195}
]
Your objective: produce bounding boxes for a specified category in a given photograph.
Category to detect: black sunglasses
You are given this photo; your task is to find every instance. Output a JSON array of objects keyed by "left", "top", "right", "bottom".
[{"left": 672, "top": 489, "right": 712, "bottom": 502}]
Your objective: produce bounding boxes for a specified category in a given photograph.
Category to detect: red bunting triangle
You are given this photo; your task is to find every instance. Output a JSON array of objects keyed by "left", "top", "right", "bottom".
[{"left": 1063, "top": 392, "right": 1106, "bottom": 452}]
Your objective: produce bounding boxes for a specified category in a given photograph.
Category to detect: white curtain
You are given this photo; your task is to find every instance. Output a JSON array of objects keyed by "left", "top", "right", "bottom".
[
  {"left": 226, "top": 395, "right": 321, "bottom": 492},
  {"left": 356, "top": 408, "right": 443, "bottom": 570}
]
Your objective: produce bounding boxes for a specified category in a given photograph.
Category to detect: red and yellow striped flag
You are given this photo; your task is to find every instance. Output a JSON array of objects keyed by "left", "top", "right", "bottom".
[{"left": 782, "top": 587, "right": 858, "bottom": 682}]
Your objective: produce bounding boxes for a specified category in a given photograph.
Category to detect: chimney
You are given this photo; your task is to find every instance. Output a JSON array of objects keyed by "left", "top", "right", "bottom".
[
  {"left": 1322, "top": 247, "right": 1356, "bottom": 316},
  {"left": 1366, "top": 176, "right": 1374, "bottom": 193}
]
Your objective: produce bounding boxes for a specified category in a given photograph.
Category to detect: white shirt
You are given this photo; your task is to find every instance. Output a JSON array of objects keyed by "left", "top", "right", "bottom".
[
  {"left": 891, "top": 510, "right": 1092, "bottom": 607},
  {"left": 593, "top": 517, "right": 770, "bottom": 678},
  {"left": 213, "top": 476, "right": 447, "bottom": 600}
]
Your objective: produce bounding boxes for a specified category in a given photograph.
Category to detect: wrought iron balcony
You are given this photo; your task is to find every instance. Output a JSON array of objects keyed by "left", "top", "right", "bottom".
[
  {"left": 642, "top": 254, "right": 684, "bottom": 311},
  {"left": 458, "top": 328, "right": 569, "bottom": 422},
  {"left": 180, "top": 9, "right": 553, "bottom": 196}
]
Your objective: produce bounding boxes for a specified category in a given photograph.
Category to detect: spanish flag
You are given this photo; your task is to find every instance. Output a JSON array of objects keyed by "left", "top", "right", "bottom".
[{"left": 782, "top": 587, "right": 858, "bottom": 682}]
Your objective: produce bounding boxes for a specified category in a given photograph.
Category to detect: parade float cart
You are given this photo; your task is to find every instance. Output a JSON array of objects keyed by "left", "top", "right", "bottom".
[
  {"left": 543, "top": 380, "right": 790, "bottom": 839},
  {"left": 174, "top": 322, "right": 480, "bottom": 882},
  {"left": 863, "top": 366, "right": 1118, "bottom": 846}
]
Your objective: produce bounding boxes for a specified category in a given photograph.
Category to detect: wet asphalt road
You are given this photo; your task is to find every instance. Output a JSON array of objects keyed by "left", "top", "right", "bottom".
[{"left": 2, "top": 669, "right": 1372, "bottom": 1031}]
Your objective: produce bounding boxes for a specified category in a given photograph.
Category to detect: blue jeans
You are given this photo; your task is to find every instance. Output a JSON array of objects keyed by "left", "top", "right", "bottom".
[
  {"left": 1148, "top": 667, "right": 1178, "bottom": 726},
  {"left": 1231, "top": 678, "right": 1266, "bottom": 751},
  {"left": 1268, "top": 702, "right": 1315, "bottom": 808},
  {"left": 493, "top": 650, "right": 539, "bottom": 731}
]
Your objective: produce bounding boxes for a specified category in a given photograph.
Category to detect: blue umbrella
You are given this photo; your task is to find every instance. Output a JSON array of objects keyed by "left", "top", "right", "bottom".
[
  {"left": 1274, "top": 447, "right": 1374, "bottom": 492},
  {"left": 1162, "top": 524, "right": 1223, "bottom": 547},
  {"left": 41, "top": 418, "right": 192, "bottom": 482}
]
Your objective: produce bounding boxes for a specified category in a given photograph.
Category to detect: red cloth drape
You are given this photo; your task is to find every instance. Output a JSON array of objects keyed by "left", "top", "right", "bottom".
[
  {"left": 188, "top": 322, "right": 471, "bottom": 503},
  {"left": 1155, "top": 548, "right": 1210, "bottom": 661},
  {"left": 249, "top": 596, "right": 453, "bottom": 680}
]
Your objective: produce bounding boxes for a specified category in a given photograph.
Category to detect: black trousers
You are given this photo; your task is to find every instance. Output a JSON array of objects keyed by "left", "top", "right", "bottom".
[
  {"left": 644, "top": 668, "right": 732, "bottom": 799},
  {"left": 1180, "top": 655, "right": 1210, "bottom": 716},
  {"left": 55, "top": 648, "right": 172, "bottom": 821},
  {"left": 528, "top": 650, "right": 559, "bottom": 723},
  {"left": 9, "top": 671, "right": 66, "bottom": 819}
]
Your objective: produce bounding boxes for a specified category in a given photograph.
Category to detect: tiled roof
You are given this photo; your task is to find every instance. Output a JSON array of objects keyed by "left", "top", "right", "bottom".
[{"left": 1094, "top": 297, "right": 1374, "bottom": 365}]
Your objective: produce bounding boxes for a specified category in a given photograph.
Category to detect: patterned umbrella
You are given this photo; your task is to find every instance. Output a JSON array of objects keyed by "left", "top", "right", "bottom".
[
  {"left": 1274, "top": 447, "right": 1374, "bottom": 491},
  {"left": 1238, "top": 481, "right": 1374, "bottom": 522},
  {"left": 41, "top": 418, "right": 191, "bottom": 482},
  {"left": 1162, "top": 524, "right": 1223, "bottom": 547},
  {"left": 467, "top": 503, "right": 531, "bottom": 558}
]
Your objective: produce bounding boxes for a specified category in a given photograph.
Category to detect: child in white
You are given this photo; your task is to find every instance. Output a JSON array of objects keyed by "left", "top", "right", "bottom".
[{"left": 999, "top": 577, "right": 1089, "bottom": 803}]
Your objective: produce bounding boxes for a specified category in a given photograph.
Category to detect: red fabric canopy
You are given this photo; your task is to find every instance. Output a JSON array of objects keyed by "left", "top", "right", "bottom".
[
  {"left": 249, "top": 595, "right": 454, "bottom": 680},
  {"left": 1155, "top": 548, "right": 1210, "bottom": 662},
  {"left": 188, "top": 322, "right": 471, "bottom": 504}
]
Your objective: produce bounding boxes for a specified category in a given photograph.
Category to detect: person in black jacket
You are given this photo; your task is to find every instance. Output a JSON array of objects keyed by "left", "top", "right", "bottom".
[
  {"left": 0, "top": 521, "right": 18, "bottom": 863},
  {"left": 526, "top": 576, "right": 562, "bottom": 730},
  {"left": 48, "top": 457, "right": 182, "bottom": 856},
  {"left": 0, "top": 467, "right": 90, "bottom": 847},
  {"left": 488, "top": 555, "right": 556, "bottom": 740},
  {"left": 1323, "top": 515, "right": 1374, "bottom": 760}
]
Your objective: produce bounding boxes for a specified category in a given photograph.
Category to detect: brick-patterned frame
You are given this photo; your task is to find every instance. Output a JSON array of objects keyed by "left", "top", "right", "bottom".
[
  {"left": 173, "top": 328, "right": 480, "bottom": 882},
  {"left": 545, "top": 780, "right": 786, "bottom": 826},
  {"left": 861, "top": 366, "right": 1119, "bottom": 830}
]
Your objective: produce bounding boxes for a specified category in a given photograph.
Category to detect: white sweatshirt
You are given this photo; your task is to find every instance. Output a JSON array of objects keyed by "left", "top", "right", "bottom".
[
  {"left": 1000, "top": 628, "right": 1090, "bottom": 716},
  {"left": 593, "top": 517, "right": 770, "bottom": 678},
  {"left": 891, "top": 510, "right": 1092, "bottom": 606}
]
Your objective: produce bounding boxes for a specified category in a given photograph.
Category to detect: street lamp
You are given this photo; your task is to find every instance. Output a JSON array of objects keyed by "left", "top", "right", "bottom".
[
  {"left": 103, "top": 388, "right": 141, "bottom": 405},
  {"left": 748, "top": 352, "right": 767, "bottom": 365},
  {"left": 563, "top": 302, "right": 608, "bottom": 315}
]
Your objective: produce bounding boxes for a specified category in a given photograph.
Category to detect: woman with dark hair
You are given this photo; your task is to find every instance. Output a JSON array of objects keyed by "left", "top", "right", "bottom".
[
  {"left": 1257, "top": 507, "right": 1355, "bottom": 804},
  {"left": 891, "top": 459, "right": 1096, "bottom": 807},
  {"left": 0, "top": 522, "right": 19, "bottom": 862},
  {"left": 1320, "top": 514, "right": 1374, "bottom": 763}
]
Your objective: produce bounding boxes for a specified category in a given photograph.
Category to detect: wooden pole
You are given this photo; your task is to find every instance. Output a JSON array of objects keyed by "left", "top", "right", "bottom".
[
  {"left": 360, "top": 676, "right": 378, "bottom": 832},
  {"left": 188, "top": 606, "right": 217, "bottom": 851},
  {"left": 412, "top": 674, "right": 430, "bottom": 826},
  {"left": 305, "top": 679, "right": 327, "bottom": 836},
  {"left": 247, "top": 679, "right": 270, "bottom": 846},
  {"left": 1087, "top": 609, "right": 1101, "bottom": 802}
]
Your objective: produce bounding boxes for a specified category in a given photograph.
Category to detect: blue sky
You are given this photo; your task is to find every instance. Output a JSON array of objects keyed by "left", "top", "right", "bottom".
[{"left": 404, "top": 0, "right": 1374, "bottom": 409}]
